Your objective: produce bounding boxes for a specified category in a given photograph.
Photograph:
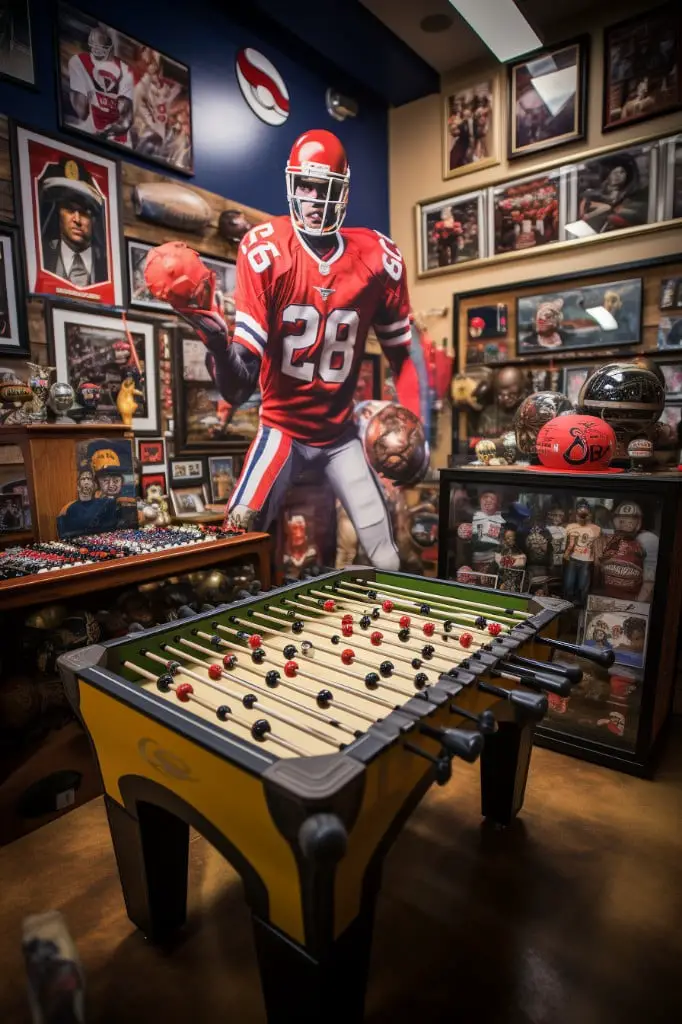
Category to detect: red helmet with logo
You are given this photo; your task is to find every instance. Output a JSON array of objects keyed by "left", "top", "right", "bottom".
[{"left": 286, "top": 129, "right": 350, "bottom": 236}]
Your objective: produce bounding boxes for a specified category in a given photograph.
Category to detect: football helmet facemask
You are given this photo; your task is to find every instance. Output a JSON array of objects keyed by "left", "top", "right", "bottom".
[
  {"left": 286, "top": 129, "right": 350, "bottom": 236},
  {"left": 88, "top": 27, "right": 114, "bottom": 62}
]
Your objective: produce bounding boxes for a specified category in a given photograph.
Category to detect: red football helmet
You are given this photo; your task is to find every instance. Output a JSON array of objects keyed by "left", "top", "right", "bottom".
[{"left": 286, "top": 129, "right": 350, "bottom": 235}]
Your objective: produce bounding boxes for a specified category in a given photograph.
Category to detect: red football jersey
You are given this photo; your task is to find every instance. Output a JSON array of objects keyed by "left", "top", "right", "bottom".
[{"left": 233, "top": 216, "right": 411, "bottom": 445}]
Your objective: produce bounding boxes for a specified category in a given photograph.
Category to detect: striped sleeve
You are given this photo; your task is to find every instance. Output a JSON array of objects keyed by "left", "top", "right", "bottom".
[
  {"left": 373, "top": 244, "right": 412, "bottom": 349},
  {"left": 233, "top": 245, "right": 269, "bottom": 358}
]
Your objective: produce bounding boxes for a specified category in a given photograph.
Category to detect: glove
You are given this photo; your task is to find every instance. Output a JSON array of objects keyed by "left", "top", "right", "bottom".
[{"left": 144, "top": 241, "right": 214, "bottom": 308}]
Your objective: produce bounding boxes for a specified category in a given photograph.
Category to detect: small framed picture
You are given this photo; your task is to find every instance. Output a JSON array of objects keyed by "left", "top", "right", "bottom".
[
  {"left": 660, "top": 276, "right": 682, "bottom": 310},
  {"left": 170, "top": 457, "right": 205, "bottom": 482},
  {"left": 602, "top": 4, "right": 682, "bottom": 132},
  {"left": 660, "top": 362, "right": 682, "bottom": 395},
  {"left": 0, "top": 492, "right": 25, "bottom": 532},
  {"left": 137, "top": 438, "right": 166, "bottom": 466},
  {"left": 489, "top": 169, "right": 564, "bottom": 257},
  {"left": 140, "top": 470, "right": 168, "bottom": 500},
  {"left": 659, "top": 403, "right": 682, "bottom": 432},
  {"left": 443, "top": 74, "right": 500, "bottom": 179},
  {"left": 56, "top": 2, "right": 193, "bottom": 174},
  {"left": 560, "top": 365, "right": 594, "bottom": 405},
  {"left": 565, "top": 141, "right": 658, "bottom": 241},
  {"left": 49, "top": 306, "right": 159, "bottom": 434},
  {"left": 467, "top": 305, "right": 508, "bottom": 340},
  {"left": 517, "top": 277, "right": 643, "bottom": 355},
  {"left": 659, "top": 133, "right": 682, "bottom": 223},
  {"left": 417, "top": 190, "right": 486, "bottom": 274},
  {"left": 0, "top": 227, "right": 28, "bottom": 356},
  {"left": 508, "top": 37, "right": 588, "bottom": 159},
  {"left": 657, "top": 315, "right": 682, "bottom": 349},
  {"left": 0, "top": 0, "right": 35, "bottom": 87},
  {"left": 15, "top": 125, "right": 124, "bottom": 305},
  {"left": 454, "top": 567, "right": 499, "bottom": 589},
  {"left": 127, "top": 239, "right": 170, "bottom": 311},
  {"left": 170, "top": 484, "right": 208, "bottom": 519},
  {"left": 208, "top": 455, "right": 237, "bottom": 504},
  {"left": 496, "top": 567, "right": 526, "bottom": 594}
]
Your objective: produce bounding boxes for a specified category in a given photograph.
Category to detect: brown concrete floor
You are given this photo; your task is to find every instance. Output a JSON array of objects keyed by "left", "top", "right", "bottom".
[{"left": 1, "top": 731, "right": 681, "bottom": 1024}]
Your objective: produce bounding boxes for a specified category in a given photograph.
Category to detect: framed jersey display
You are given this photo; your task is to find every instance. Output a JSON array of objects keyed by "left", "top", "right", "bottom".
[
  {"left": 55, "top": 2, "right": 193, "bottom": 174},
  {"left": 15, "top": 125, "right": 124, "bottom": 305}
]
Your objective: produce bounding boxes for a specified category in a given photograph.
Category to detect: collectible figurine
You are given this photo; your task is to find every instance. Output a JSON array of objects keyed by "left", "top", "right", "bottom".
[
  {"left": 563, "top": 500, "right": 601, "bottom": 606},
  {"left": 627, "top": 438, "right": 653, "bottom": 472},
  {"left": 523, "top": 521, "right": 553, "bottom": 587},
  {"left": 26, "top": 362, "right": 56, "bottom": 423},
  {"left": 142, "top": 483, "right": 171, "bottom": 527},
  {"left": 143, "top": 128, "right": 427, "bottom": 571},
  {"left": 599, "top": 501, "right": 657, "bottom": 603},
  {"left": 75, "top": 381, "right": 101, "bottom": 422},
  {"left": 116, "top": 375, "right": 144, "bottom": 427},
  {"left": 475, "top": 366, "right": 530, "bottom": 437},
  {"left": 545, "top": 505, "right": 568, "bottom": 573},
  {"left": 48, "top": 382, "right": 75, "bottom": 423},
  {"left": 283, "top": 514, "right": 320, "bottom": 579},
  {"left": 474, "top": 438, "right": 496, "bottom": 465},
  {"left": 494, "top": 525, "right": 527, "bottom": 592},
  {"left": 471, "top": 490, "right": 504, "bottom": 575}
]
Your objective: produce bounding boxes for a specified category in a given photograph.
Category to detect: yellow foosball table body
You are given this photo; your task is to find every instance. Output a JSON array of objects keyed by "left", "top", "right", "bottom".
[{"left": 59, "top": 568, "right": 612, "bottom": 1023}]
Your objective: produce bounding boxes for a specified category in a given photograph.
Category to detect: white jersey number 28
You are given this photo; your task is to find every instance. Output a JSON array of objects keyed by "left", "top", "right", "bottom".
[{"left": 281, "top": 305, "right": 359, "bottom": 384}]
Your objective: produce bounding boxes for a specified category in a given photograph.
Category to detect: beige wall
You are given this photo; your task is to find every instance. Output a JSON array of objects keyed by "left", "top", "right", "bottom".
[{"left": 389, "top": 0, "right": 682, "bottom": 350}]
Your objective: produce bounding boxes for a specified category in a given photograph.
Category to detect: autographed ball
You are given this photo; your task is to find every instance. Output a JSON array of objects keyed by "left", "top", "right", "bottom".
[{"left": 535, "top": 415, "right": 617, "bottom": 472}]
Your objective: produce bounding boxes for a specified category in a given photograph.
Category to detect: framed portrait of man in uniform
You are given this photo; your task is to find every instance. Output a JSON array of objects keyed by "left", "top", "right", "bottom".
[{"left": 15, "top": 125, "right": 123, "bottom": 305}]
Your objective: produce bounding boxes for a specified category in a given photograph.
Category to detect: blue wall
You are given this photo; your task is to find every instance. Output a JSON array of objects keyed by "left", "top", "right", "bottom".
[{"left": 0, "top": 0, "right": 390, "bottom": 232}]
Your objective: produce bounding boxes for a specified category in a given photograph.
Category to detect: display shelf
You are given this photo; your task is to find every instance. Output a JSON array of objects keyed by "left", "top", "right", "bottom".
[{"left": 0, "top": 532, "right": 271, "bottom": 610}]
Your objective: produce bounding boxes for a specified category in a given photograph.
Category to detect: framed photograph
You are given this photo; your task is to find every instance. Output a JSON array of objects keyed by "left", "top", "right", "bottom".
[
  {"left": 565, "top": 141, "right": 658, "bottom": 240},
  {"left": 140, "top": 470, "right": 168, "bottom": 499},
  {"left": 582, "top": 596, "right": 650, "bottom": 670},
  {"left": 56, "top": 2, "right": 193, "bottom": 174},
  {"left": 15, "top": 125, "right": 123, "bottom": 305},
  {"left": 443, "top": 75, "right": 499, "bottom": 179},
  {"left": 489, "top": 169, "right": 564, "bottom": 256},
  {"left": 660, "top": 133, "right": 682, "bottom": 222},
  {"left": 127, "top": 238, "right": 170, "bottom": 311},
  {"left": 517, "top": 278, "right": 643, "bottom": 355},
  {"left": 602, "top": 4, "right": 682, "bottom": 132},
  {"left": 0, "top": 0, "right": 34, "bottom": 86},
  {"left": 660, "top": 362, "right": 682, "bottom": 395},
  {"left": 659, "top": 403, "right": 682, "bottom": 432},
  {"left": 560, "top": 364, "right": 593, "bottom": 405},
  {"left": 0, "top": 492, "right": 25, "bottom": 532},
  {"left": 172, "top": 324, "right": 260, "bottom": 452},
  {"left": 417, "top": 190, "right": 486, "bottom": 274},
  {"left": 496, "top": 566, "right": 526, "bottom": 594},
  {"left": 0, "top": 227, "right": 28, "bottom": 356},
  {"left": 354, "top": 354, "right": 381, "bottom": 404},
  {"left": 657, "top": 315, "right": 682, "bottom": 349},
  {"left": 454, "top": 567, "right": 499, "bottom": 589},
  {"left": 660, "top": 275, "right": 682, "bottom": 309},
  {"left": 137, "top": 437, "right": 165, "bottom": 466},
  {"left": 170, "top": 456, "right": 205, "bottom": 482},
  {"left": 49, "top": 306, "right": 159, "bottom": 434},
  {"left": 0, "top": 476, "right": 30, "bottom": 529},
  {"left": 56, "top": 436, "right": 137, "bottom": 539},
  {"left": 207, "top": 455, "right": 237, "bottom": 504},
  {"left": 170, "top": 484, "right": 208, "bottom": 519},
  {"left": 508, "top": 37, "right": 588, "bottom": 159},
  {"left": 466, "top": 306, "right": 509, "bottom": 364}
]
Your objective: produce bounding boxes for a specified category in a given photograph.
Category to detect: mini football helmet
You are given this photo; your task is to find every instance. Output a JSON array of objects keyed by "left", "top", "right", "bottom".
[{"left": 286, "top": 129, "right": 350, "bottom": 236}]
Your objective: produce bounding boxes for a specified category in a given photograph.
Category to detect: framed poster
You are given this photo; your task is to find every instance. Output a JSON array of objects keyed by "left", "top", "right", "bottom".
[
  {"left": 508, "top": 37, "right": 588, "bottom": 159},
  {"left": 660, "top": 275, "right": 682, "bottom": 309},
  {"left": 489, "top": 169, "right": 564, "bottom": 256},
  {"left": 49, "top": 306, "right": 159, "bottom": 434},
  {"left": 15, "top": 125, "right": 123, "bottom": 305},
  {"left": 55, "top": 2, "right": 193, "bottom": 174},
  {"left": 560, "top": 365, "right": 594, "bottom": 405},
  {"left": 208, "top": 455, "right": 237, "bottom": 504},
  {"left": 0, "top": 227, "right": 28, "bottom": 356},
  {"left": 417, "top": 190, "right": 486, "bottom": 274},
  {"left": 170, "top": 456, "right": 206, "bottom": 482},
  {"left": 657, "top": 315, "right": 682, "bottom": 349},
  {"left": 137, "top": 437, "right": 165, "bottom": 466},
  {"left": 140, "top": 470, "right": 168, "bottom": 499},
  {"left": 56, "top": 435, "right": 137, "bottom": 539},
  {"left": 565, "top": 141, "right": 658, "bottom": 240},
  {"left": 517, "top": 278, "right": 643, "bottom": 354},
  {"left": 0, "top": 0, "right": 34, "bottom": 86},
  {"left": 602, "top": 4, "right": 682, "bottom": 132},
  {"left": 443, "top": 74, "right": 499, "bottom": 179}
]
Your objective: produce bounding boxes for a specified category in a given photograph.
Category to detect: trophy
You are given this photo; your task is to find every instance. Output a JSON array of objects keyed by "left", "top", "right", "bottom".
[
  {"left": 26, "top": 363, "right": 56, "bottom": 423},
  {"left": 48, "top": 381, "right": 76, "bottom": 423}
]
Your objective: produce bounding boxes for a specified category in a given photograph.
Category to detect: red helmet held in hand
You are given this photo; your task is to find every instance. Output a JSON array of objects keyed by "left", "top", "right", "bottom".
[{"left": 144, "top": 241, "right": 213, "bottom": 307}]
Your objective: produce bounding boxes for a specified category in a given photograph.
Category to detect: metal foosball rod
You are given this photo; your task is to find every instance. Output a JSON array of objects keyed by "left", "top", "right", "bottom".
[
  {"left": 347, "top": 576, "right": 533, "bottom": 620},
  {"left": 534, "top": 634, "right": 616, "bottom": 669},
  {"left": 123, "top": 659, "right": 306, "bottom": 756},
  {"left": 491, "top": 665, "right": 572, "bottom": 698},
  {"left": 505, "top": 653, "right": 583, "bottom": 685}
]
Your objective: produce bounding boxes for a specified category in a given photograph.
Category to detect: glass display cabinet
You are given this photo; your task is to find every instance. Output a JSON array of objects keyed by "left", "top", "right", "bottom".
[{"left": 437, "top": 466, "right": 682, "bottom": 775}]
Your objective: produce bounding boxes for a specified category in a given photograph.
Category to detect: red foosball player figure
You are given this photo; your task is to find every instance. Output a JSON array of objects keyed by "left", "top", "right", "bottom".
[{"left": 144, "top": 129, "right": 424, "bottom": 570}]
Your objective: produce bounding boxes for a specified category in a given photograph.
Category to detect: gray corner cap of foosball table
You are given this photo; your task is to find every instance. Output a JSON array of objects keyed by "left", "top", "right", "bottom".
[
  {"left": 263, "top": 753, "right": 365, "bottom": 803},
  {"left": 57, "top": 644, "right": 108, "bottom": 710}
]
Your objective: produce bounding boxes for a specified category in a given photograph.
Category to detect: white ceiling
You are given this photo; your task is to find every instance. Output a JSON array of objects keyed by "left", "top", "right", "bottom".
[{"left": 359, "top": 0, "right": 602, "bottom": 74}]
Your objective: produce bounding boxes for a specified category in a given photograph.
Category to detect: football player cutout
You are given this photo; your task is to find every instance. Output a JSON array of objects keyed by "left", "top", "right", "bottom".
[
  {"left": 68, "top": 27, "right": 134, "bottom": 145},
  {"left": 145, "top": 130, "right": 424, "bottom": 571}
]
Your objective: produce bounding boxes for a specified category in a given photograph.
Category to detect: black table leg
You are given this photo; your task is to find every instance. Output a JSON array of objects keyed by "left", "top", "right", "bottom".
[
  {"left": 252, "top": 901, "right": 376, "bottom": 1024},
  {"left": 479, "top": 720, "right": 534, "bottom": 826},
  {"left": 105, "top": 795, "right": 189, "bottom": 939}
]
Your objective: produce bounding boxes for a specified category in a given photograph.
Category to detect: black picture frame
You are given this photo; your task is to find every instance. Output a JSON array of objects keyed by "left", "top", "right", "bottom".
[
  {"left": 169, "top": 455, "right": 207, "bottom": 484},
  {"left": 565, "top": 140, "right": 658, "bottom": 242},
  {"left": 0, "top": 225, "right": 29, "bottom": 356},
  {"left": 55, "top": 1, "right": 194, "bottom": 175},
  {"left": 126, "top": 237, "right": 171, "bottom": 312},
  {"left": 489, "top": 168, "right": 564, "bottom": 257},
  {"left": 47, "top": 302, "right": 161, "bottom": 435},
  {"left": 507, "top": 36, "right": 589, "bottom": 160},
  {"left": 602, "top": 3, "right": 682, "bottom": 133},
  {"left": 417, "top": 189, "right": 486, "bottom": 274},
  {"left": 207, "top": 454, "right": 239, "bottom": 504},
  {"left": 0, "top": 0, "right": 36, "bottom": 88},
  {"left": 13, "top": 122, "right": 125, "bottom": 305}
]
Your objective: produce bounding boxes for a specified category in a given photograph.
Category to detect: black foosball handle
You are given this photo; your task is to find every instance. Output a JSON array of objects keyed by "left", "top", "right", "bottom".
[
  {"left": 509, "top": 654, "right": 583, "bottom": 686},
  {"left": 478, "top": 681, "right": 548, "bottom": 721},
  {"left": 420, "top": 723, "right": 484, "bottom": 763},
  {"left": 500, "top": 668, "right": 572, "bottom": 698},
  {"left": 536, "top": 635, "right": 615, "bottom": 669}
]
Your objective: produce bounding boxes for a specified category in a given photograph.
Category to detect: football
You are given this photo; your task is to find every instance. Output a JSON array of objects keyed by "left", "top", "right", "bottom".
[
  {"left": 0, "top": 381, "right": 32, "bottom": 404},
  {"left": 144, "top": 241, "right": 212, "bottom": 306},
  {"left": 363, "top": 403, "right": 429, "bottom": 484}
]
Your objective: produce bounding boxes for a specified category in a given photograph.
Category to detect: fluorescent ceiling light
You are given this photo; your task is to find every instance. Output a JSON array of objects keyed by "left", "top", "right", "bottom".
[
  {"left": 448, "top": 0, "right": 542, "bottom": 63},
  {"left": 585, "top": 305, "right": 618, "bottom": 331}
]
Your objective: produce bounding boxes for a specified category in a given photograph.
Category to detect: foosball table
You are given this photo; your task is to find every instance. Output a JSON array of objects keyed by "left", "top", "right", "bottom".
[{"left": 58, "top": 568, "right": 614, "bottom": 1023}]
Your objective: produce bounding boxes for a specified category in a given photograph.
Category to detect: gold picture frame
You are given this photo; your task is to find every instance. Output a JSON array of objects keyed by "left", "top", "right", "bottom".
[{"left": 442, "top": 73, "right": 501, "bottom": 181}]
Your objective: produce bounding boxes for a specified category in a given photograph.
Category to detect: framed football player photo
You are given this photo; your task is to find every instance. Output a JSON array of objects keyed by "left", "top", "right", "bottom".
[
  {"left": 417, "top": 190, "right": 486, "bottom": 275},
  {"left": 15, "top": 125, "right": 124, "bottom": 305},
  {"left": 442, "top": 73, "right": 500, "bottom": 180},
  {"left": 0, "top": 0, "right": 35, "bottom": 87},
  {"left": 0, "top": 227, "right": 28, "bottom": 356},
  {"left": 55, "top": 2, "right": 193, "bottom": 174},
  {"left": 508, "top": 37, "right": 588, "bottom": 160},
  {"left": 489, "top": 169, "right": 564, "bottom": 257},
  {"left": 49, "top": 305, "right": 159, "bottom": 434}
]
